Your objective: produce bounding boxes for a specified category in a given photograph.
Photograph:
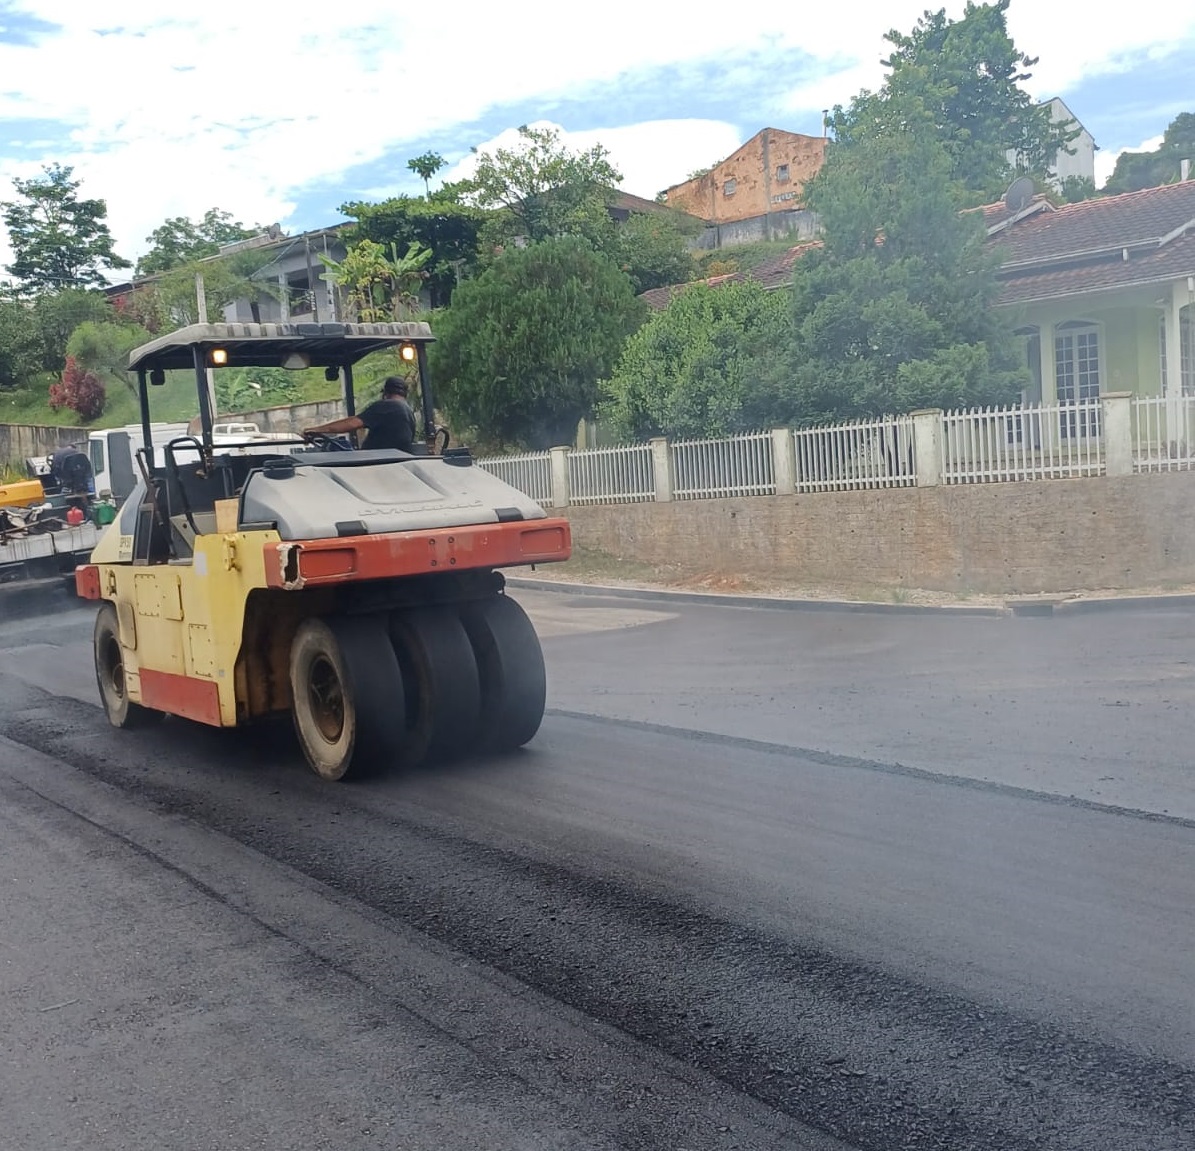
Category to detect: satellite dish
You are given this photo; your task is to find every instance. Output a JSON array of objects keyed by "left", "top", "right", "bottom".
[{"left": 1004, "top": 175, "right": 1036, "bottom": 213}]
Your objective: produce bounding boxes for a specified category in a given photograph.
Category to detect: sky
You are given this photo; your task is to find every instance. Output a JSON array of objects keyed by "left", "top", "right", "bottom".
[{"left": 0, "top": 0, "right": 1191, "bottom": 276}]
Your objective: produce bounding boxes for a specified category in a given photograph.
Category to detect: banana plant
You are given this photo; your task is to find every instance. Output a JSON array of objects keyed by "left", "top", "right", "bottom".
[{"left": 318, "top": 240, "right": 432, "bottom": 322}]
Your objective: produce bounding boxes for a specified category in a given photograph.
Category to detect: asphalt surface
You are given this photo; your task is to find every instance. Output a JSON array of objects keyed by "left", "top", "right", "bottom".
[{"left": 0, "top": 585, "right": 1192, "bottom": 1151}]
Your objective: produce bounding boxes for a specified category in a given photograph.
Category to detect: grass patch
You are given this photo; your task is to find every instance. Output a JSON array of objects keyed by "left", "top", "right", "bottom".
[{"left": 1, "top": 365, "right": 349, "bottom": 431}]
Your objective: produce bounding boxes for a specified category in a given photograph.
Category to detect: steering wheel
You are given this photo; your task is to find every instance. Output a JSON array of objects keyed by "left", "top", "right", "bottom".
[{"left": 302, "top": 432, "right": 351, "bottom": 452}]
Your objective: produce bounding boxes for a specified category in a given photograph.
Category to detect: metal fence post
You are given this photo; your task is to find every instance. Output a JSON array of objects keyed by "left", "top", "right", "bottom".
[
  {"left": 549, "top": 445, "right": 571, "bottom": 508},
  {"left": 649, "top": 438, "right": 673, "bottom": 502},
  {"left": 771, "top": 428, "right": 796, "bottom": 495},
  {"left": 911, "top": 409, "right": 944, "bottom": 487},
  {"left": 1102, "top": 392, "right": 1134, "bottom": 476}
]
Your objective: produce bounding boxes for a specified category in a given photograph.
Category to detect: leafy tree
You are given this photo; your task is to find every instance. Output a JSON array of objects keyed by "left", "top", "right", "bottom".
[
  {"left": 338, "top": 195, "right": 485, "bottom": 307},
  {"left": 216, "top": 366, "right": 300, "bottom": 413},
  {"left": 66, "top": 320, "right": 153, "bottom": 394},
  {"left": 784, "top": 110, "right": 1025, "bottom": 423},
  {"left": 32, "top": 288, "right": 113, "bottom": 373},
  {"left": 1104, "top": 113, "right": 1195, "bottom": 193},
  {"left": 613, "top": 212, "right": 699, "bottom": 295},
  {"left": 467, "top": 125, "right": 621, "bottom": 250},
  {"left": 431, "top": 236, "right": 644, "bottom": 449},
  {"left": 318, "top": 240, "right": 432, "bottom": 322},
  {"left": 407, "top": 151, "right": 447, "bottom": 198},
  {"left": 1, "top": 164, "right": 130, "bottom": 292},
  {"left": 49, "top": 355, "right": 106, "bottom": 420},
  {"left": 829, "top": 1, "right": 1078, "bottom": 202},
  {"left": 149, "top": 252, "right": 279, "bottom": 328},
  {"left": 601, "top": 280, "right": 791, "bottom": 440},
  {"left": 136, "top": 208, "right": 257, "bottom": 275},
  {"left": 113, "top": 285, "right": 170, "bottom": 333},
  {"left": 0, "top": 295, "right": 43, "bottom": 388},
  {"left": 1058, "top": 176, "right": 1097, "bottom": 204}
]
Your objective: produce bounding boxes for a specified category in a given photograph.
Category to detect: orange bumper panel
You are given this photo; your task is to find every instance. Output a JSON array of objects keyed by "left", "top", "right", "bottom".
[
  {"left": 75, "top": 564, "right": 101, "bottom": 600},
  {"left": 265, "top": 517, "right": 572, "bottom": 590},
  {"left": 140, "top": 669, "right": 223, "bottom": 727}
]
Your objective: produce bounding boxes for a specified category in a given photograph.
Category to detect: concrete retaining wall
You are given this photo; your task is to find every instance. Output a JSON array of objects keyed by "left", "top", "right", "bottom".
[
  {"left": 0, "top": 423, "right": 88, "bottom": 465},
  {"left": 190, "top": 399, "right": 343, "bottom": 435},
  {"left": 563, "top": 472, "right": 1195, "bottom": 595}
]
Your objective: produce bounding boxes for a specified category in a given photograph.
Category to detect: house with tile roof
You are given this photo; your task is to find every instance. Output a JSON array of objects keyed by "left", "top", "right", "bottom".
[
  {"left": 642, "top": 181, "right": 1195, "bottom": 423},
  {"left": 988, "top": 180, "right": 1195, "bottom": 418}
]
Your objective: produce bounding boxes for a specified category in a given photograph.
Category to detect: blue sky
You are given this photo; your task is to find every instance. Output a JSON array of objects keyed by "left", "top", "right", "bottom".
[{"left": 0, "top": 0, "right": 1191, "bottom": 273}]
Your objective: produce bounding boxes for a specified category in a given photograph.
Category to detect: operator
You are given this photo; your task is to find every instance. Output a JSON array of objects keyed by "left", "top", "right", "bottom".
[{"left": 302, "top": 377, "right": 417, "bottom": 452}]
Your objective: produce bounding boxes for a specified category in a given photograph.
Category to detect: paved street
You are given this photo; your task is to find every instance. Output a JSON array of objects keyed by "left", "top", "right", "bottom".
[{"left": 0, "top": 585, "right": 1191, "bottom": 1150}]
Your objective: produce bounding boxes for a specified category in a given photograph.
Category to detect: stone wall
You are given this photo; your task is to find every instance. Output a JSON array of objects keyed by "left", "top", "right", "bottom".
[{"left": 562, "top": 473, "right": 1195, "bottom": 595}]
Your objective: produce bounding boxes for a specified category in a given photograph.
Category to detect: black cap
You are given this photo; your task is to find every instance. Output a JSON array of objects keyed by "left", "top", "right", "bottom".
[{"left": 382, "top": 376, "right": 408, "bottom": 396}]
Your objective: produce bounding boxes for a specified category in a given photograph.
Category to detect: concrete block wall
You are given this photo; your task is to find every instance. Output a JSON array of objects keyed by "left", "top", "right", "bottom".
[
  {"left": 0, "top": 423, "right": 87, "bottom": 465},
  {"left": 562, "top": 472, "right": 1195, "bottom": 595}
]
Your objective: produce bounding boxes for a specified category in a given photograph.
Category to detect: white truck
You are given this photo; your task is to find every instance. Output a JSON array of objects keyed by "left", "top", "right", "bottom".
[
  {"left": 84, "top": 420, "right": 297, "bottom": 504},
  {"left": 2, "top": 421, "right": 298, "bottom": 585}
]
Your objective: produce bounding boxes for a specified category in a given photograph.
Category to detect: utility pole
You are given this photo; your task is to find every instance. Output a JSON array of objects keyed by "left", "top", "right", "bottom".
[
  {"left": 196, "top": 273, "right": 218, "bottom": 420},
  {"left": 304, "top": 233, "right": 316, "bottom": 320}
]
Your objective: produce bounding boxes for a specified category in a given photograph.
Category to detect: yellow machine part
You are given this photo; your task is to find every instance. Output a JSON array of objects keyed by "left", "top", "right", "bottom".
[
  {"left": 0, "top": 479, "right": 45, "bottom": 509},
  {"left": 94, "top": 524, "right": 290, "bottom": 728}
]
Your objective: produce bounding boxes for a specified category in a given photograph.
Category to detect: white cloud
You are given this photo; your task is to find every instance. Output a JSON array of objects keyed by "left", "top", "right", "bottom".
[
  {"left": 0, "top": 1, "right": 1189, "bottom": 273},
  {"left": 447, "top": 119, "right": 744, "bottom": 202},
  {"left": 1095, "top": 133, "right": 1165, "bottom": 189},
  {"left": 782, "top": 1, "right": 1195, "bottom": 113}
]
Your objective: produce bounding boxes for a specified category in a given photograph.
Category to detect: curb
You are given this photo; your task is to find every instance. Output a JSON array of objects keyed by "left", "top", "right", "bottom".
[
  {"left": 1053, "top": 593, "right": 1195, "bottom": 616},
  {"left": 507, "top": 577, "right": 1195, "bottom": 618},
  {"left": 504, "top": 577, "right": 1010, "bottom": 617},
  {"left": 0, "top": 575, "right": 88, "bottom": 620}
]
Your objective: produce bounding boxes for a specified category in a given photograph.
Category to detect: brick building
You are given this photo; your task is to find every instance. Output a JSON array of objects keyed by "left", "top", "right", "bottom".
[{"left": 661, "top": 128, "right": 827, "bottom": 247}]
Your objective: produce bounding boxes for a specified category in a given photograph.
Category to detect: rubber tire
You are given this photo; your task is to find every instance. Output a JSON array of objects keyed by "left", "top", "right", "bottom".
[
  {"left": 93, "top": 603, "right": 164, "bottom": 729},
  {"left": 459, "top": 594, "right": 546, "bottom": 753},
  {"left": 289, "top": 615, "right": 405, "bottom": 781},
  {"left": 388, "top": 607, "right": 481, "bottom": 766}
]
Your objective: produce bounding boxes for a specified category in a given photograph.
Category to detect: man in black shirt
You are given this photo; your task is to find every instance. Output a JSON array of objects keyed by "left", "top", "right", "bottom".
[{"left": 302, "top": 377, "right": 418, "bottom": 452}]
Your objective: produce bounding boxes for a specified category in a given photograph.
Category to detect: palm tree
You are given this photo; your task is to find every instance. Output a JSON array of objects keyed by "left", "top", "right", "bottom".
[{"left": 407, "top": 152, "right": 447, "bottom": 199}]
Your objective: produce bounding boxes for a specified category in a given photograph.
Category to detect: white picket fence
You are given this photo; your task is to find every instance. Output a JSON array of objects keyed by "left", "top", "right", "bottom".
[
  {"left": 475, "top": 395, "right": 1195, "bottom": 508},
  {"left": 671, "top": 431, "right": 775, "bottom": 499},
  {"left": 474, "top": 450, "right": 553, "bottom": 505},
  {"left": 568, "top": 442, "right": 655, "bottom": 505},
  {"left": 942, "top": 400, "right": 1104, "bottom": 483},
  {"left": 794, "top": 415, "right": 916, "bottom": 492},
  {"left": 1132, "top": 395, "right": 1195, "bottom": 472}
]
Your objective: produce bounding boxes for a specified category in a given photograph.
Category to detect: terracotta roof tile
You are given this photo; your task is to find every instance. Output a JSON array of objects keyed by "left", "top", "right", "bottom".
[
  {"left": 641, "top": 183, "right": 1195, "bottom": 312},
  {"left": 639, "top": 241, "right": 821, "bottom": 310},
  {"left": 997, "top": 230, "right": 1195, "bottom": 306},
  {"left": 991, "top": 182, "right": 1195, "bottom": 265}
]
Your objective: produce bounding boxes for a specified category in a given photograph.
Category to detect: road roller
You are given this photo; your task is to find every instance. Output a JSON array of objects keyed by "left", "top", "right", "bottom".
[{"left": 74, "top": 321, "right": 571, "bottom": 780}]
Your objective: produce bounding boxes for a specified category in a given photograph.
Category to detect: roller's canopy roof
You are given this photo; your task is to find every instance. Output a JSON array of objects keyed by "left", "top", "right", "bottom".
[{"left": 128, "top": 321, "right": 434, "bottom": 372}]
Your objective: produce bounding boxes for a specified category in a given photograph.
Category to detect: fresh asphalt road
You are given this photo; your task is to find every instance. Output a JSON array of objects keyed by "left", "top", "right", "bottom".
[{"left": 0, "top": 585, "right": 1191, "bottom": 1151}]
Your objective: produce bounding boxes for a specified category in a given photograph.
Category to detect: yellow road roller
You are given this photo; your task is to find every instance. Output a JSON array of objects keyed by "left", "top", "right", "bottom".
[{"left": 75, "top": 321, "right": 571, "bottom": 780}]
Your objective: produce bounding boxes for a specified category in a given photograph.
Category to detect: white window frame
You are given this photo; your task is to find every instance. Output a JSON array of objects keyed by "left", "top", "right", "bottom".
[
  {"left": 1053, "top": 320, "right": 1103, "bottom": 438},
  {"left": 1181, "top": 306, "right": 1194, "bottom": 398}
]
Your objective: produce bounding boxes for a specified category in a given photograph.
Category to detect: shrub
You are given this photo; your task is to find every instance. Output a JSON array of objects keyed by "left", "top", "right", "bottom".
[{"left": 49, "top": 355, "right": 106, "bottom": 420}]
